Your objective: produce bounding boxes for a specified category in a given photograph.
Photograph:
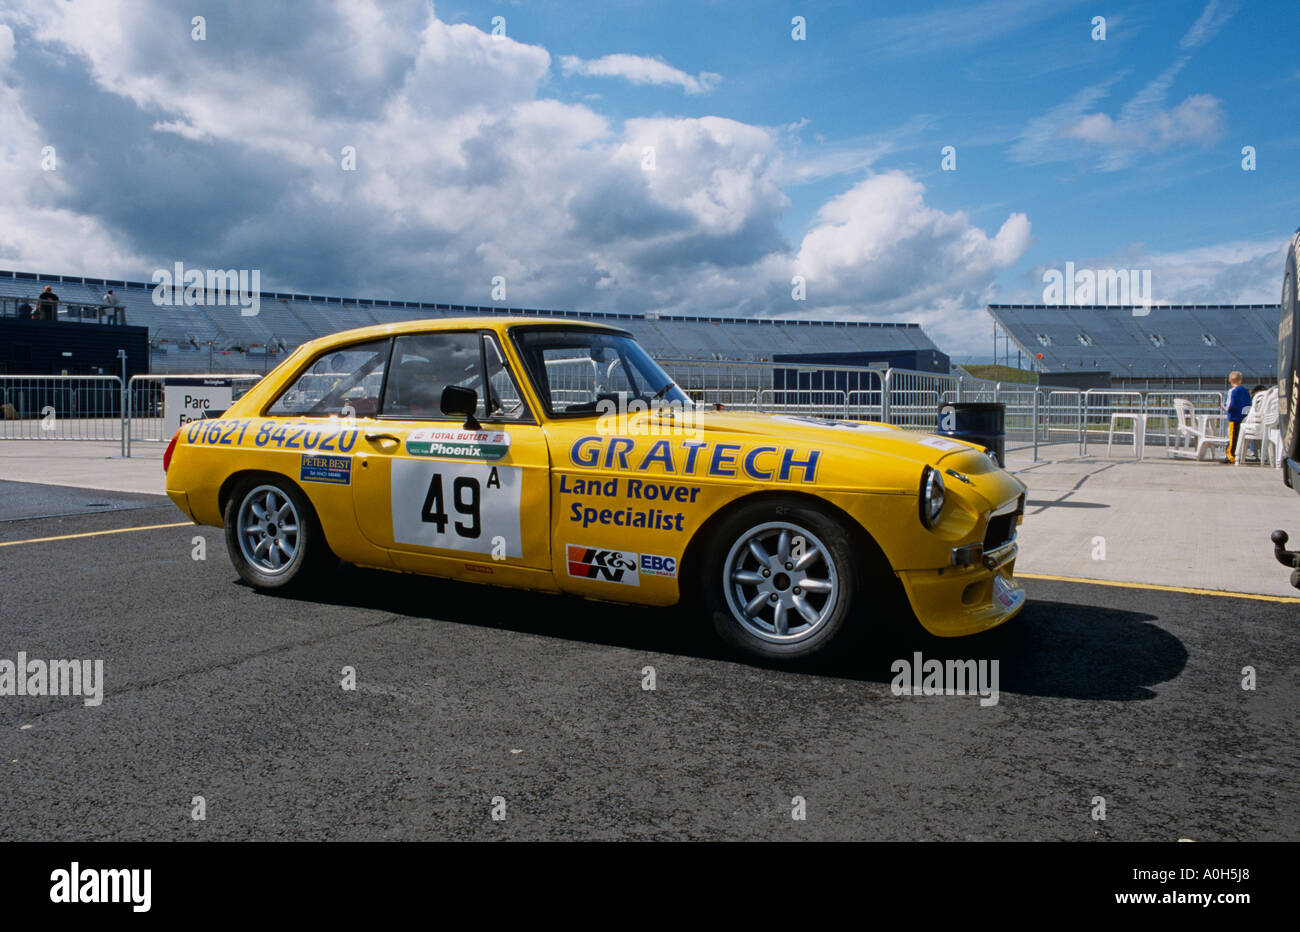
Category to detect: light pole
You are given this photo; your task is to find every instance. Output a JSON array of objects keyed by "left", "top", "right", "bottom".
[{"left": 117, "top": 348, "right": 127, "bottom": 457}]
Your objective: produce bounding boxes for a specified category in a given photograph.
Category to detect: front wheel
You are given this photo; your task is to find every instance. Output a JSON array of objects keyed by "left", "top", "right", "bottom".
[
  {"left": 701, "top": 499, "right": 860, "bottom": 660},
  {"left": 224, "top": 477, "right": 337, "bottom": 590}
]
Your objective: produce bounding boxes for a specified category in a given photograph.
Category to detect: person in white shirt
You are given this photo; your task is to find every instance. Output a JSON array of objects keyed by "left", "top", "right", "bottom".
[{"left": 102, "top": 289, "right": 124, "bottom": 325}]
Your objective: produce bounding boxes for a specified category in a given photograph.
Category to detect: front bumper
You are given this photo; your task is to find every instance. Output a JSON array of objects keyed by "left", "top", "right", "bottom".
[
  {"left": 898, "top": 493, "right": 1026, "bottom": 637},
  {"left": 897, "top": 547, "right": 1025, "bottom": 637}
]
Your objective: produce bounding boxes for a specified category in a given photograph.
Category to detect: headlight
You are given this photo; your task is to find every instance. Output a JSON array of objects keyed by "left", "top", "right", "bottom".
[{"left": 919, "top": 466, "right": 945, "bottom": 528}]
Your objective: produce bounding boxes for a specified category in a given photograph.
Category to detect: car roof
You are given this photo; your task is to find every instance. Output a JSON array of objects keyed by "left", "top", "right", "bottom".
[{"left": 299, "top": 316, "right": 628, "bottom": 350}]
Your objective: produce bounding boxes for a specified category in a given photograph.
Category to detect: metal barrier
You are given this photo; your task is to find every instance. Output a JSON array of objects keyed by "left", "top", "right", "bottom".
[
  {"left": 846, "top": 388, "right": 884, "bottom": 421},
  {"left": 0, "top": 295, "right": 127, "bottom": 324},
  {"left": 0, "top": 375, "right": 125, "bottom": 444},
  {"left": 884, "top": 369, "right": 959, "bottom": 428},
  {"left": 1080, "top": 390, "right": 1145, "bottom": 455},
  {"left": 0, "top": 358, "right": 1243, "bottom": 466},
  {"left": 756, "top": 388, "right": 848, "bottom": 417},
  {"left": 1141, "top": 391, "right": 1224, "bottom": 449},
  {"left": 658, "top": 357, "right": 887, "bottom": 417},
  {"left": 125, "top": 374, "right": 263, "bottom": 453}
]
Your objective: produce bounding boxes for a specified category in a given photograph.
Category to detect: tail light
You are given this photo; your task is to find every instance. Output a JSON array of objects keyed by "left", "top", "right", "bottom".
[{"left": 163, "top": 430, "right": 180, "bottom": 472}]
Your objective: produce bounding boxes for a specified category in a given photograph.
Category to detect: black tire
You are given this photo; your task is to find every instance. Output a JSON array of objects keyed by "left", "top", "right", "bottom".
[
  {"left": 223, "top": 475, "right": 337, "bottom": 591},
  {"left": 1280, "top": 231, "right": 1300, "bottom": 484},
  {"left": 699, "top": 497, "right": 861, "bottom": 661}
]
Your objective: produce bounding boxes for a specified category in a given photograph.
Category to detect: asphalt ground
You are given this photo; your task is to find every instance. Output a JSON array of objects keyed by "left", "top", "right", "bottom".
[{"left": 0, "top": 480, "right": 1296, "bottom": 841}]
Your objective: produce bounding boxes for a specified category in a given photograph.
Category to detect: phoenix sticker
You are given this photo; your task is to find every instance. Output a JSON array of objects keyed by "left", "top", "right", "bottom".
[{"left": 406, "top": 428, "right": 511, "bottom": 460}]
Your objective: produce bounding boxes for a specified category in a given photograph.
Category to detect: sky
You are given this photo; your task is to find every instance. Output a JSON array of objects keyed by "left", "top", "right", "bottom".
[{"left": 0, "top": 0, "right": 1295, "bottom": 361}]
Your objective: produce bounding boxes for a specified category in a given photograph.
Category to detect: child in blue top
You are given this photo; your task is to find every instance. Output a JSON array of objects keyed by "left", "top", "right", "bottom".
[{"left": 1223, "top": 371, "right": 1251, "bottom": 463}]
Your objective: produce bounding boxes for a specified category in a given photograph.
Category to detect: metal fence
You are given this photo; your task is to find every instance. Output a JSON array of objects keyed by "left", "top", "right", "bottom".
[
  {"left": 0, "top": 295, "right": 127, "bottom": 325},
  {"left": 0, "top": 360, "right": 1230, "bottom": 462},
  {"left": 125, "top": 374, "right": 263, "bottom": 450},
  {"left": 0, "top": 375, "right": 126, "bottom": 445}
]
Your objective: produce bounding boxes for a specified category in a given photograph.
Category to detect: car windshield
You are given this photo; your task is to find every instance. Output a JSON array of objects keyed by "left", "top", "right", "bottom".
[{"left": 511, "top": 327, "right": 691, "bottom": 417}]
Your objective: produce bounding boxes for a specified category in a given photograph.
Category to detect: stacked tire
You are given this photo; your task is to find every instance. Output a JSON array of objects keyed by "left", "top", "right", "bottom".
[{"left": 1281, "top": 230, "right": 1300, "bottom": 489}]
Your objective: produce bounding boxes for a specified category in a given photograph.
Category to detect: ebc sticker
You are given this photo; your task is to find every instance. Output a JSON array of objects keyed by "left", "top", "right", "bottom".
[
  {"left": 300, "top": 454, "right": 352, "bottom": 485},
  {"left": 638, "top": 553, "right": 677, "bottom": 578},
  {"left": 566, "top": 545, "right": 640, "bottom": 586},
  {"left": 406, "top": 428, "right": 511, "bottom": 461}
]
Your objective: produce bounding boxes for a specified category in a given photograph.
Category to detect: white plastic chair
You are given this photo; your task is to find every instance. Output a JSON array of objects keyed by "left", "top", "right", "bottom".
[
  {"left": 1169, "top": 398, "right": 1229, "bottom": 460},
  {"left": 1235, "top": 387, "right": 1281, "bottom": 466},
  {"left": 1106, "top": 412, "right": 1147, "bottom": 459},
  {"left": 1263, "top": 387, "right": 1282, "bottom": 468}
]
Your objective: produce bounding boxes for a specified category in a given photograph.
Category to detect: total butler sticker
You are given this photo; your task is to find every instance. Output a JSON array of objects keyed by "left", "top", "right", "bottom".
[{"left": 405, "top": 428, "right": 511, "bottom": 460}]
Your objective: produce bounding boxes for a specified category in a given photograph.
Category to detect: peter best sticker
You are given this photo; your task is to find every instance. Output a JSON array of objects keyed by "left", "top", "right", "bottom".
[{"left": 301, "top": 454, "right": 352, "bottom": 485}]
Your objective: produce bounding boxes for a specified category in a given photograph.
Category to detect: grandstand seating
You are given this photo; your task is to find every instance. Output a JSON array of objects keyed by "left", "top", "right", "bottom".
[
  {"left": 988, "top": 304, "right": 1280, "bottom": 383},
  {"left": 1, "top": 270, "right": 942, "bottom": 374}
]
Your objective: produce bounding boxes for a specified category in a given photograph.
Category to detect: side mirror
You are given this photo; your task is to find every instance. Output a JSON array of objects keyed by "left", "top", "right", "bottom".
[{"left": 440, "top": 385, "right": 481, "bottom": 430}]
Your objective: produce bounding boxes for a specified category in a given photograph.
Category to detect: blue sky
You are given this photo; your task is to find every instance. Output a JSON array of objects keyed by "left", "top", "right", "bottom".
[{"left": 0, "top": 0, "right": 1295, "bottom": 360}]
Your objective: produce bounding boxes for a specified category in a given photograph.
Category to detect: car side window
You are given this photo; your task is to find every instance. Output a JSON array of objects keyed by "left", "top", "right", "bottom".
[
  {"left": 267, "top": 339, "right": 390, "bottom": 417},
  {"left": 382, "top": 332, "right": 529, "bottom": 421},
  {"left": 482, "top": 335, "right": 529, "bottom": 421}
]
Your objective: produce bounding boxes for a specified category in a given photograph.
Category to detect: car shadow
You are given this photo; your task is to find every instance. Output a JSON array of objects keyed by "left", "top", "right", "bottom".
[{"left": 256, "top": 564, "right": 1186, "bottom": 702}]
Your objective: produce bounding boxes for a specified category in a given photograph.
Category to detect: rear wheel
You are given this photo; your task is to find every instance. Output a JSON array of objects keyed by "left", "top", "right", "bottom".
[
  {"left": 224, "top": 477, "right": 336, "bottom": 590},
  {"left": 1280, "top": 233, "right": 1300, "bottom": 480},
  {"left": 701, "top": 498, "right": 860, "bottom": 660}
]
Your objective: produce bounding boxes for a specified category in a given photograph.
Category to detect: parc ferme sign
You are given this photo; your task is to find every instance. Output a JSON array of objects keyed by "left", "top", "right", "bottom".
[{"left": 164, "top": 377, "right": 234, "bottom": 434}]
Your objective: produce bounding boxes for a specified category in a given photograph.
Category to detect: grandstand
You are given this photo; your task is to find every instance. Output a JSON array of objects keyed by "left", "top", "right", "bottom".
[
  {"left": 0, "top": 269, "right": 943, "bottom": 375},
  {"left": 988, "top": 303, "right": 1281, "bottom": 390}
]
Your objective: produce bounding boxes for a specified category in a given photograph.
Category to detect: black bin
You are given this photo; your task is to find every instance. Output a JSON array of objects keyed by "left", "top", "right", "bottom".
[{"left": 937, "top": 402, "right": 1005, "bottom": 467}]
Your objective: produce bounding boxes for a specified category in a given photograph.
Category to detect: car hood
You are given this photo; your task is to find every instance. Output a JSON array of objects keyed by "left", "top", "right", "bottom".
[{"left": 644, "top": 408, "right": 998, "bottom": 473}]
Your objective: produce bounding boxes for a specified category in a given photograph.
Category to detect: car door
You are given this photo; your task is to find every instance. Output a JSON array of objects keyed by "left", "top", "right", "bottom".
[{"left": 351, "top": 329, "right": 551, "bottom": 573}]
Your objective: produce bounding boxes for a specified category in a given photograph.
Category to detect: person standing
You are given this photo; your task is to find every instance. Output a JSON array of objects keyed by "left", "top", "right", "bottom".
[
  {"left": 35, "top": 285, "right": 58, "bottom": 321},
  {"left": 102, "top": 288, "right": 124, "bottom": 325},
  {"left": 1223, "top": 371, "right": 1251, "bottom": 464},
  {"left": 35, "top": 285, "right": 60, "bottom": 322}
]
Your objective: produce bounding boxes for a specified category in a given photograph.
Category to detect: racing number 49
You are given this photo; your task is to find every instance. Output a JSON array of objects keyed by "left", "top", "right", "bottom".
[{"left": 420, "top": 473, "right": 482, "bottom": 538}]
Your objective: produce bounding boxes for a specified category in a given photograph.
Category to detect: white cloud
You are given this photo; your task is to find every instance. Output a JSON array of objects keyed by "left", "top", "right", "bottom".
[
  {"left": 0, "top": 0, "right": 1033, "bottom": 358},
  {"left": 851, "top": 0, "right": 1082, "bottom": 60},
  {"left": 0, "top": 53, "right": 148, "bottom": 273},
  {"left": 0, "top": 24, "right": 14, "bottom": 70},
  {"left": 559, "top": 53, "right": 720, "bottom": 94},
  {"left": 1144, "top": 238, "right": 1287, "bottom": 304},
  {"left": 1180, "top": 0, "right": 1237, "bottom": 50},
  {"left": 1010, "top": 64, "right": 1224, "bottom": 170},
  {"left": 783, "top": 172, "right": 1032, "bottom": 349},
  {"left": 1009, "top": 237, "right": 1287, "bottom": 307}
]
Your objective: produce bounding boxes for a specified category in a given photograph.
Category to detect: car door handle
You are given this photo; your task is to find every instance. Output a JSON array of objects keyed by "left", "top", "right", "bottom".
[{"left": 364, "top": 432, "right": 401, "bottom": 445}]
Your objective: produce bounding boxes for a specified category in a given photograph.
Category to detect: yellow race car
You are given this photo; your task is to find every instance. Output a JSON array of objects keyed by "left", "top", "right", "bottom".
[{"left": 163, "top": 317, "right": 1027, "bottom": 660}]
